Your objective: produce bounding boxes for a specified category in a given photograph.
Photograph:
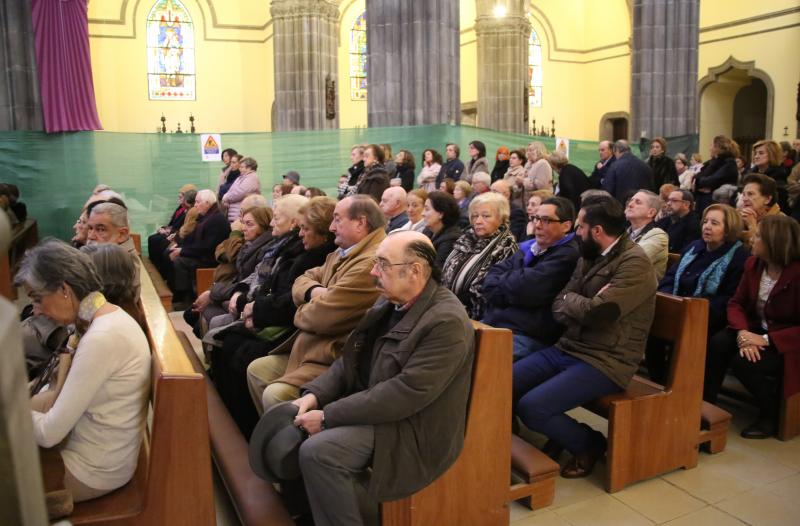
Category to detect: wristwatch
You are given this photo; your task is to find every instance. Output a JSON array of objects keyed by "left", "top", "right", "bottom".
[
  {"left": 763, "top": 334, "right": 769, "bottom": 346},
  {"left": 320, "top": 412, "right": 327, "bottom": 430}
]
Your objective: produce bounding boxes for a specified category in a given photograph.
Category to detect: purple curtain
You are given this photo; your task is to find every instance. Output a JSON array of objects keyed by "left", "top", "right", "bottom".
[{"left": 31, "top": 0, "right": 102, "bottom": 133}]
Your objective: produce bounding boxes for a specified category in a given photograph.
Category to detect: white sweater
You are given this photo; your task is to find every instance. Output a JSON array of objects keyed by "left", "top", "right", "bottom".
[{"left": 32, "top": 308, "right": 151, "bottom": 491}]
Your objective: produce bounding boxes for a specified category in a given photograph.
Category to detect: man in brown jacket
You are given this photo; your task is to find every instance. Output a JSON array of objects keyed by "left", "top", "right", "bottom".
[
  {"left": 513, "top": 198, "right": 657, "bottom": 479},
  {"left": 246, "top": 195, "right": 386, "bottom": 412},
  {"left": 292, "top": 231, "right": 474, "bottom": 526}
]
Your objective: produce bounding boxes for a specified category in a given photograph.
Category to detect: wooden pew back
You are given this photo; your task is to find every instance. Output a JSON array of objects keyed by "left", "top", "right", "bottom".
[{"left": 1, "top": 218, "right": 38, "bottom": 300}]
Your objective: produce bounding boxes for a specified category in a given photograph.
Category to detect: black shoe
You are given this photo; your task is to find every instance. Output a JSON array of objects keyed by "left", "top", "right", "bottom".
[
  {"left": 561, "top": 431, "right": 606, "bottom": 479},
  {"left": 741, "top": 420, "right": 776, "bottom": 439},
  {"left": 541, "top": 439, "right": 565, "bottom": 461}
]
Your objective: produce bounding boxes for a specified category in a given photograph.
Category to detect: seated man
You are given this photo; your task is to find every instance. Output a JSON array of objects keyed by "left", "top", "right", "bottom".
[
  {"left": 625, "top": 190, "right": 669, "bottom": 279},
  {"left": 514, "top": 199, "right": 657, "bottom": 478},
  {"left": 168, "top": 189, "right": 231, "bottom": 305},
  {"left": 86, "top": 201, "right": 141, "bottom": 297},
  {"left": 482, "top": 197, "right": 580, "bottom": 360},
  {"left": 291, "top": 231, "right": 475, "bottom": 526},
  {"left": 379, "top": 186, "right": 409, "bottom": 232},
  {"left": 655, "top": 189, "right": 700, "bottom": 253},
  {"left": 246, "top": 195, "right": 386, "bottom": 412}
]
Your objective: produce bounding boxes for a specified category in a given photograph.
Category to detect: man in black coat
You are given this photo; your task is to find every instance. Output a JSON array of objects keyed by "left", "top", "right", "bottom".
[
  {"left": 588, "top": 140, "right": 615, "bottom": 189},
  {"left": 550, "top": 151, "right": 592, "bottom": 211},
  {"left": 602, "top": 140, "right": 655, "bottom": 204},
  {"left": 655, "top": 189, "right": 701, "bottom": 254},
  {"left": 437, "top": 143, "right": 465, "bottom": 187}
]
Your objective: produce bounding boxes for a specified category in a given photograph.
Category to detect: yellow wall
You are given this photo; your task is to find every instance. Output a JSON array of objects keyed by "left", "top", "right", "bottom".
[{"left": 338, "top": 0, "right": 367, "bottom": 130}]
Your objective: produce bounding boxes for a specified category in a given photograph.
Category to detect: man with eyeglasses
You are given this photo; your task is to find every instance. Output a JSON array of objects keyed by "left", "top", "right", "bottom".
[
  {"left": 288, "top": 231, "right": 474, "bottom": 526},
  {"left": 655, "top": 189, "right": 700, "bottom": 253},
  {"left": 482, "top": 197, "right": 580, "bottom": 360}
]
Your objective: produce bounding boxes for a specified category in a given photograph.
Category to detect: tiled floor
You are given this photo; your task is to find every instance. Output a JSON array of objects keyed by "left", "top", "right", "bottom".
[{"left": 170, "top": 313, "right": 800, "bottom": 526}]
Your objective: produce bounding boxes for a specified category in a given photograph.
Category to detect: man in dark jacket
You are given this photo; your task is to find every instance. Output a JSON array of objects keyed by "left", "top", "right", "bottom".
[
  {"left": 655, "top": 189, "right": 700, "bottom": 253},
  {"left": 292, "top": 231, "right": 474, "bottom": 526},
  {"left": 513, "top": 199, "right": 656, "bottom": 478},
  {"left": 437, "top": 143, "right": 465, "bottom": 187},
  {"left": 379, "top": 187, "right": 409, "bottom": 232},
  {"left": 169, "top": 189, "right": 231, "bottom": 303},
  {"left": 482, "top": 197, "right": 580, "bottom": 360},
  {"left": 602, "top": 140, "right": 654, "bottom": 204},
  {"left": 588, "top": 140, "right": 615, "bottom": 189}
]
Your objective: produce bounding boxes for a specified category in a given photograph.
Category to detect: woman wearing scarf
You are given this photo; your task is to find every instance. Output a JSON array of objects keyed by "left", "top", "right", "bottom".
[
  {"left": 17, "top": 240, "right": 150, "bottom": 504},
  {"left": 647, "top": 204, "right": 749, "bottom": 383},
  {"left": 442, "top": 192, "right": 518, "bottom": 319}
]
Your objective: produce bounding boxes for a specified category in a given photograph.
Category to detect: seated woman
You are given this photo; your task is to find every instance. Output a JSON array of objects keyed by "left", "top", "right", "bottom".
[
  {"left": 441, "top": 191, "right": 518, "bottom": 319},
  {"left": 404, "top": 188, "right": 428, "bottom": 232},
  {"left": 739, "top": 173, "right": 784, "bottom": 248},
  {"left": 422, "top": 191, "right": 462, "bottom": 268},
  {"left": 184, "top": 200, "right": 273, "bottom": 336},
  {"left": 16, "top": 240, "right": 150, "bottom": 503},
  {"left": 706, "top": 215, "right": 800, "bottom": 438},
  {"left": 80, "top": 243, "right": 146, "bottom": 331},
  {"left": 147, "top": 184, "right": 196, "bottom": 274},
  {"left": 453, "top": 180, "right": 474, "bottom": 229},
  {"left": 646, "top": 204, "right": 749, "bottom": 383},
  {"left": 211, "top": 196, "right": 337, "bottom": 436}
]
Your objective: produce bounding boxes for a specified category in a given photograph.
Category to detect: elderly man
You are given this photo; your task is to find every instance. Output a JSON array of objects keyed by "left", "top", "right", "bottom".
[
  {"left": 290, "top": 230, "right": 474, "bottom": 526},
  {"left": 588, "top": 140, "right": 616, "bottom": 189},
  {"left": 625, "top": 190, "right": 669, "bottom": 279},
  {"left": 654, "top": 189, "right": 700, "bottom": 253},
  {"left": 483, "top": 197, "right": 580, "bottom": 360},
  {"left": 87, "top": 201, "right": 140, "bottom": 297},
  {"left": 514, "top": 199, "right": 657, "bottom": 478},
  {"left": 471, "top": 171, "right": 492, "bottom": 195},
  {"left": 169, "top": 189, "right": 231, "bottom": 305},
  {"left": 602, "top": 140, "right": 654, "bottom": 204},
  {"left": 491, "top": 179, "right": 527, "bottom": 241},
  {"left": 246, "top": 195, "right": 386, "bottom": 413},
  {"left": 379, "top": 187, "right": 409, "bottom": 232}
]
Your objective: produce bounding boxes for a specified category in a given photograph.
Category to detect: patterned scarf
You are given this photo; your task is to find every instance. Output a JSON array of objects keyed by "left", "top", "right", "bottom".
[
  {"left": 672, "top": 241, "right": 742, "bottom": 297},
  {"left": 244, "top": 230, "right": 298, "bottom": 299},
  {"left": 441, "top": 224, "right": 518, "bottom": 319}
]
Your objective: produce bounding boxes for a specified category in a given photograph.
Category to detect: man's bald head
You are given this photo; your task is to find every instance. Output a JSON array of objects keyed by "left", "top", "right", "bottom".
[
  {"left": 372, "top": 231, "right": 438, "bottom": 303},
  {"left": 380, "top": 186, "right": 408, "bottom": 218},
  {"left": 490, "top": 180, "right": 512, "bottom": 200}
]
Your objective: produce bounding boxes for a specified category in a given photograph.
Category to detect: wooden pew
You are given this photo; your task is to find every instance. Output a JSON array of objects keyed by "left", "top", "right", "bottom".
[
  {"left": 584, "top": 293, "right": 710, "bottom": 493},
  {"left": 196, "top": 267, "right": 215, "bottom": 298},
  {"left": 779, "top": 394, "right": 800, "bottom": 441},
  {"left": 1, "top": 218, "right": 38, "bottom": 300},
  {"left": 667, "top": 252, "right": 681, "bottom": 269},
  {"left": 133, "top": 232, "right": 173, "bottom": 311},
  {"left": 68, "top": 267, "right": 215, "bottom": 525},
  {"left": 177, "top": 331, "right": 295, "bottom": 526},
  {"left": 381, "top": 322, "right": 514, "bottom": 526}
]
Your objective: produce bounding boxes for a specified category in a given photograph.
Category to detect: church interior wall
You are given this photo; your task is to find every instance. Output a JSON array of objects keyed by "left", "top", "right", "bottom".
[{"left": 338, "top": 0, "right": 367, "bottom": 130}]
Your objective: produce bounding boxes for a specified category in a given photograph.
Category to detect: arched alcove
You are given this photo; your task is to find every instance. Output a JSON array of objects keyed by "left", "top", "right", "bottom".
[{"left": 599, "top": 111, "right": 630, "bottom": 141}]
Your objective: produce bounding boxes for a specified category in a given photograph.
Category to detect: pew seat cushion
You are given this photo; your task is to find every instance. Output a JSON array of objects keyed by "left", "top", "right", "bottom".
[{"left": 511, "top": 435, "right": 559, "bottom": 481}]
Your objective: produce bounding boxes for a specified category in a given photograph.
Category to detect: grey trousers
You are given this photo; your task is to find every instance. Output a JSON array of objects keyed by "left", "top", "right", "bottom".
[{"left": 299, "top": 425, "right": 378, "bottom": 526}]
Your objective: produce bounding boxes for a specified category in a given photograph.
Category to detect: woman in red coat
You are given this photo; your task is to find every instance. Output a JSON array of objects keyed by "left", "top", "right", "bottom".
[{"left": 705, "top": 215, "right": 800, "bottom": 438}]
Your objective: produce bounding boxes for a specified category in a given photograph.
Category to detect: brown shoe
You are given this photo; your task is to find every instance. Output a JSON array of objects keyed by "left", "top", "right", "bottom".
[{"left": 45, "top": 489, "right": 74, "bottom": 520}]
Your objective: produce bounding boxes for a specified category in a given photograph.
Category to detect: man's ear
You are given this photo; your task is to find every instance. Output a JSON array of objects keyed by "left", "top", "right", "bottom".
[{"left": 118, "top": 226, "right": 130, "bottom": 242}]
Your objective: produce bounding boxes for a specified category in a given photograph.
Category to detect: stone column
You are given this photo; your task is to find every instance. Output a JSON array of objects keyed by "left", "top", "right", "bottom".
[
  {"left": 475, "top": 0, "right": 529, "bottom": 133},
  {"left": 0, "top": 0, "right": 42, "bottom": 130},
  {"left": 366, "top": 0, "right": 460, "bottom": 127},
  {"left": 631, "top": 0, "right": 699, "bottom": 139},
  {"left": 271, "top": 0, "right": 340, "bottom": 131}
]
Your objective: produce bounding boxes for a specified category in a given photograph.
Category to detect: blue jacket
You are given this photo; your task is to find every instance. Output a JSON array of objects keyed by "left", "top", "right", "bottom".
[
  {"left": 602, "top": 153, "right": 654, "bottom": 204},
  {"left": 482, "top": 234, "right": 580, "bottom": 343},
  {"left": 437, "top": 158, "right": 465, "bottom": 186}
]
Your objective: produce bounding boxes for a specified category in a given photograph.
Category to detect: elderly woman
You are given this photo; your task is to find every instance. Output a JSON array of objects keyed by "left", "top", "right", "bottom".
[
  {"left": 549, "top": 150, "right": 591, "bottom": 212},
  {"left": 705, "top": 215, "right": 800, "bottom": 438},
  {"left": 647, "top": 204, "right": 749, "bottom": 383},
  {"left": 212, "top": 196, "right": 338, "bottom": 436},
  {"left": 422, "top": 191, "right": 462, "bottom": 268},
  {"left": 694, "top": 135, "right": 739, "bottom": 213},
  {"left": 80, "top": 243, "right": 146, "bottom": 331},
  {"left": 675, "top": 153, "right": 694, "bottom": 190},
  {"left": 221, "top": 156, "right": 260, "bottom": 222},
  {"left": 647, "top": 137, "right": 678, "bottom": 189},
  {"left": 16, "top": 240, "right": 150, "bottom": 502},
  {"left": 417, "top": 149, "right": 442, "bottom": 192},
  {"left": 504, "top": 148, "right": 527, "bottom": 207},
  {"left": 147, "top": 184, "right": 197, "bottom": 270},
  {"left": 442, "top": 192, "right": 518, "bottom": 319},
  {"left": 739, "top": 173, "right": 784, "bottom": 248},
  {"left": 404, "top": 189, "right": 428, "bottom": 232},
  {"left": 464, "top": 141, "right": 489, "bottom": 183},
  {"left": 751, "top": 140, "right": 786, "bottom": 182},
  {"left": 524, "top": 141, "right": 553, "bottom": 197}
]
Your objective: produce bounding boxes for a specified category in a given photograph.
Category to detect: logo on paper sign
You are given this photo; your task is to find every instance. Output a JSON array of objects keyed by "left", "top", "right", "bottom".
[{"left": 203, "top": 135, "right": 220, "bottom": 154}]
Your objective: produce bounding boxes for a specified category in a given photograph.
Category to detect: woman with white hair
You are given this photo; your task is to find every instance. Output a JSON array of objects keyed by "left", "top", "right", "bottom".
[
  {"left": 441, "top": 192, "right": 518, "bottom": 319},
  {"left": 15, "top": 240, "right": 150, "bottom": 503}
]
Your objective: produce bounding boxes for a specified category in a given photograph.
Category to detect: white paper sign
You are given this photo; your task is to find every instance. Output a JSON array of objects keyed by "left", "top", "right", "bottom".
[
  {"left": 555, "top": 137, "right": 570, "bottom": 159},
  {"left": 201, "top": 134, "right": 222, "bottom": 162}
]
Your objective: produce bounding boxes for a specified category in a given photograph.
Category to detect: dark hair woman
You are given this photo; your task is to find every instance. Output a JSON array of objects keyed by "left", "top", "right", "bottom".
[
  {"left": 465, "top": 140, "right": 489, "bottom": 184},
  {"left": 422, "top": 191, "right": 462, "bottom": 268},
  {"left": 694, "top": 135, "right": 739, "bottom": 214}
]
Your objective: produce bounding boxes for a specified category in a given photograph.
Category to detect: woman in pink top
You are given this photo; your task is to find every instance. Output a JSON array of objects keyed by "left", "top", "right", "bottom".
[
  {"left": 222, "top": 156, "right": 262, "bottom": 222},
  {"left": 417, "top": 148, "right": 442, "bottom": 192}
]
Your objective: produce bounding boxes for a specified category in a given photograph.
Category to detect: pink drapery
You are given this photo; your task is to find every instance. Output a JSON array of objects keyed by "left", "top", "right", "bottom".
[{"left": 31, "top": 0, "right": 102, "bottom": 133}]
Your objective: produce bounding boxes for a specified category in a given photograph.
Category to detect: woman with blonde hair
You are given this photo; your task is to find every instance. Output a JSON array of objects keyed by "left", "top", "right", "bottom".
[{"left": 524, "top": 141, "right": 553, "bottom": 194}]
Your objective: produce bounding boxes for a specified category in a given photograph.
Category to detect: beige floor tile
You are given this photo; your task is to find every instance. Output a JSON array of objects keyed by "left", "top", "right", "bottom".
[
  {"left": 613, "top": 478, "right": 706, "bottom": 523},
  {"left": 509, "top": 501, "right": 537, "bottom": 522},
  {"left": 764, "top": 472, "right": 800, "bottom": 500},
  {"left": 512, "top": 509, "right": 572, "bottom": 526},
  {"left": 550, "top": 468, "right": 606, "bottom": 509},
  {"left": 662, "top": 463, "right": 755, "bottom": 503},
  {"left": 716, "top": 487, "right": 800, "bottom": 526},
  {"left": 661, "top": 506, "right": 747, "bottom": 526},
  {"left": 553, "top": 494, "right": 652, "bottom": 526},
  {"left": 702, "top": 447, "right": 797, "bottom": 487},
  {"left": 727, "top": 435, "right": 800, "bottom": 471}
]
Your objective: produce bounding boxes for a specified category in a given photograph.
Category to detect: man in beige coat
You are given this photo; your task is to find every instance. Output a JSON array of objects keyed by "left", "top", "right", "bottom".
[{"left": 247, "top": 195, "right": 386, "bottom": 412}]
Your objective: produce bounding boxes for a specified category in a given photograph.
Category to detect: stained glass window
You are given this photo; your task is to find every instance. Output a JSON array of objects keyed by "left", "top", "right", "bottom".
[
  {"left": 528, "top": 29, "right": 542, "bottom": 108},
  {"left": 147, "top": 0, "right": 196, "bottom": 100},
  {"left": 349, "top": 12, "right": 367, "bottom": 101}
]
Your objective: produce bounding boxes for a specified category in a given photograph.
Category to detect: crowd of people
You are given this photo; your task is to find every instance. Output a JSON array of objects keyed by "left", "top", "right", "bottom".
[{"left": 14, "top": 134, "right": 800, "bottom": 525}]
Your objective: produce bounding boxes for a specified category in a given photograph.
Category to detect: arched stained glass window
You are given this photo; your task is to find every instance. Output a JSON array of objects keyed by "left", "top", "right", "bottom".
[
  {"left": 147, "top": 0, "right": 196, "bottom": 100},
  {"left": 528, "top": 29, "right": 542, "bottom": 108},
  {"left": 349, "top": 12, "right": 367, "bottom": 101}
]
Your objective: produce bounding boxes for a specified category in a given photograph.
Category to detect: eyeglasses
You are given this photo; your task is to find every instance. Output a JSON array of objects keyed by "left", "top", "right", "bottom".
[
  {"left": 373, "top": 257, "right": 414, "bottom": 273},
  {"left": 667, "top": 198, "right": 687, "bottom": 203},
  {"left": 531, "top": 215, "right": 567, "bottom": 226}
]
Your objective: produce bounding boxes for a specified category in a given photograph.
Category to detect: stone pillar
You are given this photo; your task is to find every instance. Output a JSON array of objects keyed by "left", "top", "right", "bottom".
[
  {"left": 0, "top": 0, "right": 42, "bottom": 130},
  {"left": 366, "top": 0, "right": 460, "bottom": 127},
  {"left": 631, "top": 0, "right": 699, "bottom": 139},
  {"left": 271, "top": 0, "right": 339, "bottom": 131},
  {"left": 475, "top": 0, "right": 529, "bottom": 133}
]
